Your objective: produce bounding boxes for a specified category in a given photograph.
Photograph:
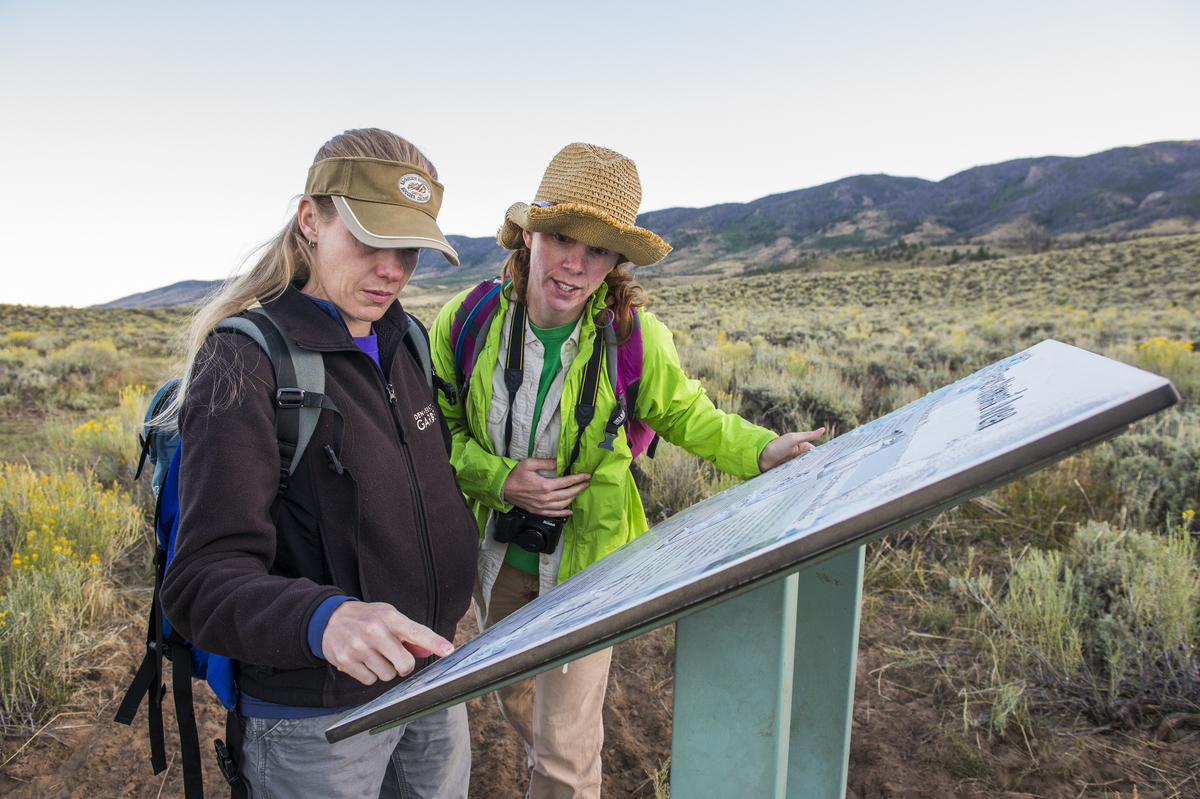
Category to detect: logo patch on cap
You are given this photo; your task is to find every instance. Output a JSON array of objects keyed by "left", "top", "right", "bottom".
[{"left": 398, "top": 174, "right": 432, "bottom": 204}]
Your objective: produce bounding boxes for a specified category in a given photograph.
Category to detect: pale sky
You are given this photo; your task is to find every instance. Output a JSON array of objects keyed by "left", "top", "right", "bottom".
[{"left": 1, "top": 0, "right": 1197, "bottom": 307}]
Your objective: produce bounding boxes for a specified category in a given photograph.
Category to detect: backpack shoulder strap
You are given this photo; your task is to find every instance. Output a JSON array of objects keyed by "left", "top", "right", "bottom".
[
  {"left": 402, "top": 312, "right": 456, "bottom": 456},
  {"left": 600, "top": 307, "right": 658, "bottom": 459},
  {"left": 450, "top": 278, "right": 506, "bottom": 398},
  {"left": 134, "top": 380, "right": 181, "bottom": 483},
  {"left": 214, "top": 310, "right": 341, "bottom": 489},
  {"left": 565, "top": 329, "right": 606, "bottom": 474},
  {"left": 403, "top": 312, "right": 458, "bottom": 406},
  {"left": 402, "top": 312, "right": 434, "bottom": 392},
  {"left": 616, "top": 308, "right": 644, "bottom": 412}
]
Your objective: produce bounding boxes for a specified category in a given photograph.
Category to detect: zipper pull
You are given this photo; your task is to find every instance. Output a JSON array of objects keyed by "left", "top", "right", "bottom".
[
  {"left": 387, "top": 384, "right": 398, "bottom": 406},
  {"left": 325, "top": 445, "right": 344, "bottom": 475}
]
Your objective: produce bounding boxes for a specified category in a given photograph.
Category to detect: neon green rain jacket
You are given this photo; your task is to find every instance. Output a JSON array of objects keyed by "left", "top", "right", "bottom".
[{"left": 430, "top": 282, "right": 778, "bottom": 585}]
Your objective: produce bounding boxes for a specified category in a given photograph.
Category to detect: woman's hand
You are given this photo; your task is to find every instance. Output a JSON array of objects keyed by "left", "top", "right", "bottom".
[
  {"left": 502, "top": 458, "right": 590, "bottom": 517},
  {"left": 321, "top": 601, "right": 454, "bottom": 686},
  {"left": 758, "top": 428, "right": 826, "bottom": 472}
]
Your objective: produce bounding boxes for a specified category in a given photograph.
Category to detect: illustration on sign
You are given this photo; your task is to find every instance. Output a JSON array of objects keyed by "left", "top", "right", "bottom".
[{"left": 328, "top": 340, "right": 1178, "bottom": 741}]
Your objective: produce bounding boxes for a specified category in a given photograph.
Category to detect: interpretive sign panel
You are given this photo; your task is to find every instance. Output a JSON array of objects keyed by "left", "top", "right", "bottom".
[{"left": 328, "top": 340, "right": 1179, "bottom": 741}]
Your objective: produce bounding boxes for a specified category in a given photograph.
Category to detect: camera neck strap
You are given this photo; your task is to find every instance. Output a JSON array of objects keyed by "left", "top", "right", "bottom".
[
  {"left": 500, "top": 302, "right": 625, "bottom": 475},
  {"left": 502, "top": 302, "right": 527, "bottom": 459},
  {"left": 565, "top": 330, "right": 606, "bottom": 475}
]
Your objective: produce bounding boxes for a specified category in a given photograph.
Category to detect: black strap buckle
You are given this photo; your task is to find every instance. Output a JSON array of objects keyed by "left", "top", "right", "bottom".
[
  {"left": 598, "top": 398, "right": 627, "bottom": 453},
  {"left": 434, "top": 374, "right": 458, "bottom": 407},
  {"left": 214, "top": 738, "right": 241, "bottom": 785},
  {"left": 276, "top": 387, "right": 305, "bottom": 408}
]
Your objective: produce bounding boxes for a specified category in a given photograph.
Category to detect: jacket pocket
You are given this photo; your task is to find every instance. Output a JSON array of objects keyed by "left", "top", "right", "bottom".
[{"left": 271, "top": 458, "right": 331, "bottom": 585}]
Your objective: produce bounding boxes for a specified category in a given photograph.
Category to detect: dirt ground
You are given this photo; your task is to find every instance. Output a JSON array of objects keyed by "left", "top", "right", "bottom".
[{"left": 1, "top": 609, "right": 1197, "bottom": 798}]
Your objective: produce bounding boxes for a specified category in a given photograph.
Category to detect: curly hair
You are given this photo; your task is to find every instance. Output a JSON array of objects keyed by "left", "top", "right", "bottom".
[{"left": 501, "top": 245, "right": 646, "bottom": 342}]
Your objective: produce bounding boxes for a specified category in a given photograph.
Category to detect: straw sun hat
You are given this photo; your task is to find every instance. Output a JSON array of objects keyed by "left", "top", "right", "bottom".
[{"left": 497, "top": 143, "right": 671, "bottom": 267}]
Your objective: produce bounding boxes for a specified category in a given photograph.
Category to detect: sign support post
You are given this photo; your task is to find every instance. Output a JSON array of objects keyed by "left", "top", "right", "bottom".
[{"left": 672, "top": 546, "right": 864, "bottom": 798}]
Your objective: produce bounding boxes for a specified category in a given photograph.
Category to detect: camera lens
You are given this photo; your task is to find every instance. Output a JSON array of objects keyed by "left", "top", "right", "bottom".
[{"left": 516, "top": 529, "right": 548, "bottom": 552}]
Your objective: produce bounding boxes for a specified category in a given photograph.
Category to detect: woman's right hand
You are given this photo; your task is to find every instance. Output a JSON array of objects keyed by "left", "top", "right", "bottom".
[
  {"left": 321, "top": 601, "right": 454, "bottom": 686},
  {"left": 502, "top": 458, "right": 590, "bottom": 517}
]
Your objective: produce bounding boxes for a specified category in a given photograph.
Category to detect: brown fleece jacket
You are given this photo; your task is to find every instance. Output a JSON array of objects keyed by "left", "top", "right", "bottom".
[{"left": 161, "top": 286, "right": 478, "bottom": 708}]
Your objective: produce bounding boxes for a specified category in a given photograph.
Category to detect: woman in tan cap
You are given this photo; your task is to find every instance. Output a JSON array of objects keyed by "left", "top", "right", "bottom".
[
  {"left": 158, "top": 128, "right": 478, "bottom": 798},
  {"left": 431, "top": 142, "right": 823, "bottom": 799}
]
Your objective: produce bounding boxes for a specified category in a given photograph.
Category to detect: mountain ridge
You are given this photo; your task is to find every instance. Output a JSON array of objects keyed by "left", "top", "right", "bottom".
[{"left": 97, "top": 140, "right": 1200, "bottom": 307}]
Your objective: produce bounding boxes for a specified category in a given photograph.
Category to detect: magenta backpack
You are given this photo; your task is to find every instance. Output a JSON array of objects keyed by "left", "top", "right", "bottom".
[{"left": 449, "top": 278, "right": 658, "bottom": 459}]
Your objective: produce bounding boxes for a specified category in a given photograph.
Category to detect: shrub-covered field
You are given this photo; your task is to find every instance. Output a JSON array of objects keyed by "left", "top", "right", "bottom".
[
  {"left": 633, "top": 235, "right": 1200, "bottom": 749},
  {"left": 1, "top": 233, "right": 1197, "bottom": 796},
  {"left": 440, "top": 236, "right": 1196, "bottom": 793}
]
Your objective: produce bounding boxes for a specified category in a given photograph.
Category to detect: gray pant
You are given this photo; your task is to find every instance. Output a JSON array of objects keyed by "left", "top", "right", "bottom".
[{"left": 238, "top": 704, "right": 470, "bottom": 799}]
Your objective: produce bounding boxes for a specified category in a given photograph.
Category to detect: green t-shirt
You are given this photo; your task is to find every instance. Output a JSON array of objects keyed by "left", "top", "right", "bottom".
[{"left": 505, "top": 318, "right": 577, "bottom": 575}]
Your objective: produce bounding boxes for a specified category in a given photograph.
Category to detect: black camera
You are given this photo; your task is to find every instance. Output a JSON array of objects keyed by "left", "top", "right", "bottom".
[{"left": 493, "top": 507, "right": 565, "bottom": 554}]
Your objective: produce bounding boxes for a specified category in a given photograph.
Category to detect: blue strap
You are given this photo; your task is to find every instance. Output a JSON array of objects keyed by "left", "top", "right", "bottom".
[
  {"left": 454, "top": 280, "right": 505, "bottom": 374},
  {"left": 160, "top": 447, "right": 182, "bottom": 561}
]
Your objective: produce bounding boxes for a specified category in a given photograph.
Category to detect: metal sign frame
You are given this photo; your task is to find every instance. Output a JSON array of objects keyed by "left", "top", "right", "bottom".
[{"left": 327, "top": 341, "right": 1180, "bottom": 745}]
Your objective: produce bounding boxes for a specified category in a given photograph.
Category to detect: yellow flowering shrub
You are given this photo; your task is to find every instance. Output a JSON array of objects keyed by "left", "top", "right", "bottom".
[
  {"left": 0, "top": 463, "right": 141, "bottom": 580},
  {"left": 47, "top": 384, "right": 150, "bottom": 498},
  {"left": 0, "top": 463, "right": 142, "bottom": 727},
  {"left": 1133, "top": 337, "right": 1198, "bottom": 401}
]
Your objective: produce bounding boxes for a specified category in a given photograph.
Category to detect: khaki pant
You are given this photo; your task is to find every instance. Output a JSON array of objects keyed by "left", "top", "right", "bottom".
[{"left": 478, "top": 563, "right": 612, "bottom": 799}]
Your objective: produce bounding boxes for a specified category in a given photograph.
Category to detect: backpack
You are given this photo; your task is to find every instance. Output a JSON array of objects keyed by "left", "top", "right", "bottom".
[
  {"left": 449, "top": 278, "right": 658, "bottom": 459},
  {"left": 114, "top": 307, "right": 438, "bottom": 799}
]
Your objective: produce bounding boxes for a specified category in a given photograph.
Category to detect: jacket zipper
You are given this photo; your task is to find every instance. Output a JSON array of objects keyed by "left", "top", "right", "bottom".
[
  {"left": 375, "top": 366, "right": 439, "bottom": 639},
  {"left": 328, "top": 334, "right": 442, "bottom": 640},
  {"left": 297, "top": 303, "right": 443, "bottom": 657}
]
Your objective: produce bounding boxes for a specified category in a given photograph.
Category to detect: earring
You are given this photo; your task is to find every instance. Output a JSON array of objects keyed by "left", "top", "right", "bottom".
[{"left": 307, "top": 239, "right": 316, "bottom": 249}]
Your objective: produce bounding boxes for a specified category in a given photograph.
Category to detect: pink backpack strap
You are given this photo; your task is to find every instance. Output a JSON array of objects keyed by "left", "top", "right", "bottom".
[{"left": 604, "top": 308, "right": 658, "bottom": 459}]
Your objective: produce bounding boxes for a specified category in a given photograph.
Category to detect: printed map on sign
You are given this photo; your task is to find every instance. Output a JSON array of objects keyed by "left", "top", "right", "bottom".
[{"left": 328, "top": 340, "right": 1178, "bottom": 741}]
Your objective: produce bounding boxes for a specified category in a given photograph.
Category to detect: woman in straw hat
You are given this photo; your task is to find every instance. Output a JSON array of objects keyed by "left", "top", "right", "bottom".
[
  {"left": 430, "top": 142, "right": 824, "bottom": 799},
  {"left": 161, "top": 128, "right": 478, "bottom": 798}
]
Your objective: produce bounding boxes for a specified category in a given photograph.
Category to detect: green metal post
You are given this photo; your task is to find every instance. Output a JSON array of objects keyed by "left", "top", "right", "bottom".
[
  {"left": 671, "top": 547, "right": 863, "bottom": 798},
  {"left": 788, "top": 546, "right": 864, "bottom": 797},
  {"left": 672, "top": 572, "right": 799, "bottom": 798}
]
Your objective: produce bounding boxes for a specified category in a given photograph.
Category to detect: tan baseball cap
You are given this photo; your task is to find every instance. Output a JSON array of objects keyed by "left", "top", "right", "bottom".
[{"left": 306, "top": 157, "right": 459, "bottom": 266}]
